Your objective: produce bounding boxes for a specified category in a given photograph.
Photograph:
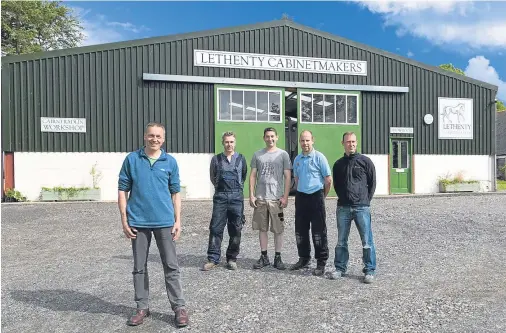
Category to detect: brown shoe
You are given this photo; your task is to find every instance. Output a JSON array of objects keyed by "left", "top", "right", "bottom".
[
  {"left": 126, "top": 308, "right": 150, "bottom": 326},
  {"left": 174, "top": 307, "right": 189, "bottom": 327}
]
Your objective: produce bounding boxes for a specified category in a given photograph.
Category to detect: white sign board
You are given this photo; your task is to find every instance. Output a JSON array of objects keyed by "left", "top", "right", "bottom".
[
  {"left": 194, "top": 49, "right": 367, "bottom": 76},
  {"left": 41, "top": 117, "right": 86, "bottom": 133},
  {"left": 390, "top": 127, "right": 414, "bottom": 134},
  {"left": 438, "top": 98, "right": 473, "bottom": 139}
]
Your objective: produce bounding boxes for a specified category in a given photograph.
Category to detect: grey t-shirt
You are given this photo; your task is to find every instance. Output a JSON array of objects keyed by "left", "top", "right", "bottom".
[{"left": 251, "top": 148, "right": 291, "bottom": 200}]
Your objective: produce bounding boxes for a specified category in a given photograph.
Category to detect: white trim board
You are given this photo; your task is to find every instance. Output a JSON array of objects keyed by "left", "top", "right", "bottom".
[{"left": 142, "top": 73, "right": 409, "bottom": 93}]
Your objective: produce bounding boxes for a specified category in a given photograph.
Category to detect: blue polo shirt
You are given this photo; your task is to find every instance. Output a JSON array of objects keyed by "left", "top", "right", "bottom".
[{"left": 293, "top": 149, "right": 331, "bottom": 194}]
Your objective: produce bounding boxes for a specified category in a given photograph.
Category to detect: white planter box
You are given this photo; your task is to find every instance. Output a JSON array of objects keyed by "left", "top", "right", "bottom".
[
  {"left": 40, "top": 188, "right": 101, "bottom": 201},
  {"left": 439, "top": 182, "right": 480, "bottom": 193}
]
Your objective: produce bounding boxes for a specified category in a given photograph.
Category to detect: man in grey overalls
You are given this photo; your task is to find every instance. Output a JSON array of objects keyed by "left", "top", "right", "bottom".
[{"left": 201, "top": 131, "right": 247, "bottom": 271}]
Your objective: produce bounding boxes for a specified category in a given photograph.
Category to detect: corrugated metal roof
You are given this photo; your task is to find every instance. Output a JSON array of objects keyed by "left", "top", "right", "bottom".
[{"left": 2, "top": 19, "right": 499, "bottom": 91}]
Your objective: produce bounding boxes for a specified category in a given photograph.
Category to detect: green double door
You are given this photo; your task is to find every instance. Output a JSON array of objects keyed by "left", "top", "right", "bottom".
[{"left": 390, "top": 138, "right": 412, "bottom": 194}]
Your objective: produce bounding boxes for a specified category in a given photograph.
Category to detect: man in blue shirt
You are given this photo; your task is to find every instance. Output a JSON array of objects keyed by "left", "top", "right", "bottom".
[
  {"left": 201, "top": 131, "right": 247, "bottom": 271},
  {"left": 118, "top": 122, "right": 188, "bottom": 328},
  {"left": 290, "top": 130, "right": 332, "bottom": 276}
]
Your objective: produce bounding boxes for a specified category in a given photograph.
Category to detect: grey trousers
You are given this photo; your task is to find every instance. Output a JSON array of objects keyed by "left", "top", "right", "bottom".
[{"left": 131, "top": 227, "right": 186, "bottom": 310}]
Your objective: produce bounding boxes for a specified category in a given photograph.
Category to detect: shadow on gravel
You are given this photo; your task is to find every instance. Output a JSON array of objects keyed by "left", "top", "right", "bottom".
[
  {"left": 9, "top": 289, "right": 177, "bottom": 327},
  {"left": 113, "top": 253, "right": 351, "bottom": 279}
]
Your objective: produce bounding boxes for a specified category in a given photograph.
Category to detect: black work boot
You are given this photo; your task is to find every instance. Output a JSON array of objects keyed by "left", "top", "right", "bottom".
[
  {"left": 253, "top": 254, "right": 270, "bottom": 269},
  {"left": 273, "top": 254, "right": 286, "bottom": 270},
  {"left": 313, "top": 261, "right": 326, "bottom": 276},
  {"left": 289, "top": 258, "right": 310, "bottom": 271}
]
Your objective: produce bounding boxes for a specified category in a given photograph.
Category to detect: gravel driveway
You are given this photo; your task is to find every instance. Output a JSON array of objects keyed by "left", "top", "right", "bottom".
[{"left": 2, "top": 194, "right": 506, "bottom": 333}]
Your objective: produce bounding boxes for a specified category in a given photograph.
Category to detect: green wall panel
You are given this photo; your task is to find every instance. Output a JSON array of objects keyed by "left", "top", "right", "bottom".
[
  {"left": 296, "top": 124, "right": 361, "bottom": 197},
  {"left": 296, "top": 89, "right": 362, "bottom": 197},
  {"left": 214, "top": 85, "right": 286, "bottom": 198}
]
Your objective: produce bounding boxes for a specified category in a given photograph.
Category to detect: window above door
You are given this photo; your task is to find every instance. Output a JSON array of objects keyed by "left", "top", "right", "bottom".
[
  {"left": 297, "top": 91, "right": 360, "bottom": 125},
  {"left": 217, "top": 87, "right": 283, "bottom": 123}
]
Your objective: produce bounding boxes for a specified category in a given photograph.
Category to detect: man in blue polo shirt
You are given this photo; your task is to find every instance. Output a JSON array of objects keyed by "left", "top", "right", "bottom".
[
  {"left": 290, "top": 130, "right": 332, "bottom": 276},
  {"left": 118, "top": 122, "right": 188, "bottom": 328}
]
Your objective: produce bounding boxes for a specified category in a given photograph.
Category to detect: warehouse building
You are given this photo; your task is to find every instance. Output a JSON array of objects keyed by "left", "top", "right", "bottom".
[{"left": 1, "top": 19, "right": 499, "bottom": 201}]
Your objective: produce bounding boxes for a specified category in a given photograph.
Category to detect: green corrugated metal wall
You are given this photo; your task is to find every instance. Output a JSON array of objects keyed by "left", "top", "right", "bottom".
[{"left": 1, "top": 20, "right": 497, "bottom": 154}]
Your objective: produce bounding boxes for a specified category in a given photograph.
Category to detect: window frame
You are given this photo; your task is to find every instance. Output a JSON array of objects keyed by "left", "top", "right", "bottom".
[
  {"left": 391, "top": 139, "right": 410, "bottom": 169},
  {"left": 297, "top": 89, "right": 360, "bottom": 125},
  {"left": 215, "top": 86, "right": 284, "bottom": 123}
]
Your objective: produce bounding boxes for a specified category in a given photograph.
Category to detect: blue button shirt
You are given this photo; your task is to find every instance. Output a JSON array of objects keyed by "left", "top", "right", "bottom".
[{"left": 293, "top": 149, "right": 331, "bottom": 194}]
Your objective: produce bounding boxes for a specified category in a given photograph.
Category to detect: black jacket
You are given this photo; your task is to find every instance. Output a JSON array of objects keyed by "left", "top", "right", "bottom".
[{"left": 332, "top": 153, "right": 376, "bottom": 207}]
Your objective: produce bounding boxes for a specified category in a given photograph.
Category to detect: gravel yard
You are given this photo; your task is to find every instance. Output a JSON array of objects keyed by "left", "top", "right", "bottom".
[{"left": 2, "top": 194, "right": 506, "bottom": 333}]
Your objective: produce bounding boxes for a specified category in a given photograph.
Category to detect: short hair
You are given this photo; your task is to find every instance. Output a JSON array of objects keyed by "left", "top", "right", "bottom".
[
  {"left": 263, "top": 127, "right": 277, "bottom": 136},
  {"left": 299, "top": 130, "right": 313, "bottom": 139},
  {"left": 222, "top": 131, "right": 236, "bottom": 142},
  {"left": 145, "top": 122, "right": 165, "bottom": 133},
  {"left": 342, "top": 131, "right": 356, "bottom": 141}
]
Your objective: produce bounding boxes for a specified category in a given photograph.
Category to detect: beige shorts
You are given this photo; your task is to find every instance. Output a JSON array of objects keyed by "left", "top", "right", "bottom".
[{"left": 252, "top": 199, "right": 285, "bottom": 234}]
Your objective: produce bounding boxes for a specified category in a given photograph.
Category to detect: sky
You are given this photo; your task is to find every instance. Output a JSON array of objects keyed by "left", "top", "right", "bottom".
[{"left": 69, "top": 1, "right": 506, "bottom": 101}]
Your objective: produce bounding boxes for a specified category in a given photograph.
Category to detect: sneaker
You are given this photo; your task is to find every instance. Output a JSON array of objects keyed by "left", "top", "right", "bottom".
[
  {"left": 273, "top": 255, "right": 286, "bottom": 270},
  {"left": 327, "top": 270, "right": 343, "bottom": 280},
  {"left": 253, "top": 254, "right": 270, "bottom": 269},
  {"left": 200, "top": 261, "right": 218, "bottom": 271},
  {"left": 226, "top": 260, "right": 238, "bottom": 270},
  {"left": 289, "top": 258, "right": 310, "bottom": 271},
  {"left": 364, "top": 274, "right": 375, "bottom": 284}
]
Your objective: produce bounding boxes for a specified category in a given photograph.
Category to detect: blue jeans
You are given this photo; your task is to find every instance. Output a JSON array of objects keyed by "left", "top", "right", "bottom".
[
  {"left": 334, "top": 205, "right": 376, "bottom": 275},
  {"left": 207, "top": 191, "right": 244, "bottom": 263}
]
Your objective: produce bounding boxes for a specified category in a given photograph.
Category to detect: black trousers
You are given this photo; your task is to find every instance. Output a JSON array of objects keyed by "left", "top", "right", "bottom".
[{"left": 294, "top": 189, "right": 329, "bottom": 263}]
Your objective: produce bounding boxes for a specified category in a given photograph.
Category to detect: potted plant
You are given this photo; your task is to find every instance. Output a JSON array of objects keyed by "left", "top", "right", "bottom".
[
  {"left": 180, "top": 184, "right": 187, "bottom": 199},
  {"left": 438, "top": 171, "right": 480, "bottom": 193},
  {"left": 40, "top": 163, "right": 102, "bottom": 201},
  {"left": 4, "top": 188, "right": 27, "bottom": 202}
]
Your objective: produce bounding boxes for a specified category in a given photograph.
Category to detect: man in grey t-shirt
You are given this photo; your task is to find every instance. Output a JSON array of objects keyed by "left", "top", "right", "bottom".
[{"left": 249, "top": 127, "right": 291, "bottom": 270}]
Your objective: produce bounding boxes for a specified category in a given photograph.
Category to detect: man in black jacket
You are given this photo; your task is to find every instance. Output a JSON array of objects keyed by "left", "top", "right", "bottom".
[{"left": 330, "top": 131, "right": 377, "bottom": 284}]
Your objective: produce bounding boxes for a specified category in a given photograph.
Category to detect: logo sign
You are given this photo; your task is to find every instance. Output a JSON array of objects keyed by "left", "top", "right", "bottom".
[
  {"left": 390, "top": 127, "right": 414, "bottom": 134},
  {"left": 438, "top": 98, "right": 473, "bottom": 139},
  {"left": 41, "top": 117, "right": 86, "bottom": 133},
  {"left": 194, "top": 49, "right": 367, "bottom": 76}
]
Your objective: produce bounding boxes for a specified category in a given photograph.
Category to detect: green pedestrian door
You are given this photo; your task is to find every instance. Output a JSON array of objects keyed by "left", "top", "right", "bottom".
[{"left": 390, "top": 138, "right": 412, "bottom": 194}]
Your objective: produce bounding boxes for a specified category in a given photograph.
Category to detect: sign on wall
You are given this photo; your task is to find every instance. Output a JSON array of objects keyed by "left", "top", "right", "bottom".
[
  {"left": 390, "top": 127, "right": 414, "bottom": 134},
  {"left": 438, "top": 97, "right": 473, "bottom": 140},
  {"left": 40, "top": 117, "right": 86, "bottom": 133},
  {"left": 194, "top": 49, "right": 367, "bottom": 76}
]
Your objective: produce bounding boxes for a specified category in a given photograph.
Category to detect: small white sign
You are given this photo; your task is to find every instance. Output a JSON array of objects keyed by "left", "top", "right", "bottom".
[
  {"left": 41, "top": 117, "right": 86, "bottom": 133},
  {"left": 194, "top": 49, "right": 367, "bottom": 76},
  {"left": 390, "top": 127, "right": 414, "bottom": 134},
  {"left": 438, "top": 97, "right": 473, "bottom": 139},
  {"left": 395, "top": 169, "right": 404, "bottom": 173}
]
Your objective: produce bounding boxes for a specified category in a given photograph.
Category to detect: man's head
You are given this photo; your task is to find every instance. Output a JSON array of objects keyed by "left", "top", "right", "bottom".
[
  {"left": 341, "top": 132, "right": 357, "bottom": 155},
  {"left": 263, "top": 127, "right": 278, "bottom": 148},
  {"left": 222, "top": 131, "right": 236, "bottom": 154},
  {"left": 299, "top": 130, "right": 314, "bottom": 154},
  {"left": 144, "top": 122, "right": 165, "bottom": 152}
]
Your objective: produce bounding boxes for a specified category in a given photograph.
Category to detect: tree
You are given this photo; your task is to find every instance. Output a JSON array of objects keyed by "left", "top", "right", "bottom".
[
  {"left": 439, "top": 63, "right": 465, "bottom": 76},
  {"left": 1, "top": 0, "right": 84, "bottom": 56},
  {"left": 439, "top": 63, "right": 505, "bottom": 111},
  {"left": 498, "top": 100, "right": 506, "bottom": 112}
]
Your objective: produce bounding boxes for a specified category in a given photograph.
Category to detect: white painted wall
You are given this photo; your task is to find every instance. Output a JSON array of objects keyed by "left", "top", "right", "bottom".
[
  {"left": 363, "top": 154, "right": 389, "bottom": 195},
  {"left": 414, "top": 155, "right": 494, "bottom": 193},
  {"left": 14, "top": 152, "right": 214, "bottom": 201}
]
